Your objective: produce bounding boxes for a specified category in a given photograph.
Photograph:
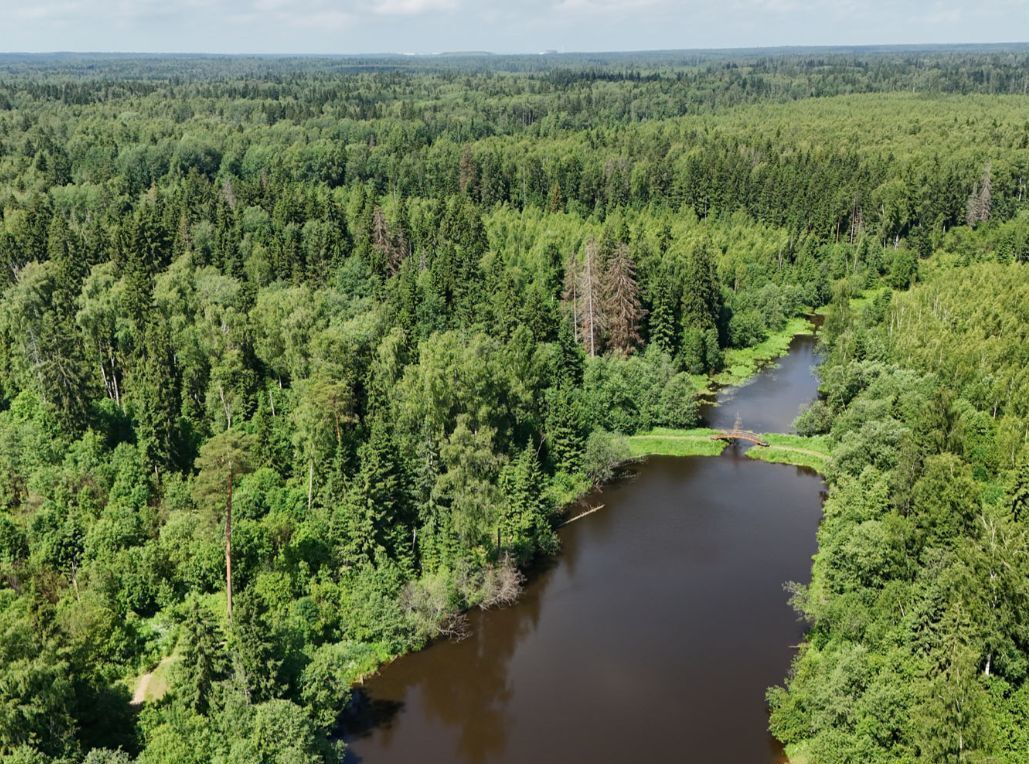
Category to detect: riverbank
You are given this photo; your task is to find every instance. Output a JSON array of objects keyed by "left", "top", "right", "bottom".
[
  {"left": 626, "top": 429, "right": 829, "bottom": 473},
  {"left": 745, "top": 433, "right": 829, "bottom": 474},
  {"left": 340, "top": 325, "right": 828, "bottom": 750},
  {"left": 626, "top": 427, "right": 728, "bottom": 458},
  {"left": 712, "top": 315, "right": 816, "bottom": 389},
  {"left": 623, "top": 315, "right": 827, "bottom": 471},
  {"left": 346, "top": 329, "right": 829, "bottom": 763}
]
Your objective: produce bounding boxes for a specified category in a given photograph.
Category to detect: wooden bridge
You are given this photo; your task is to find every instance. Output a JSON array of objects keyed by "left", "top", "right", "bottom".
[{"left": 710, "top": 413, "right": 769, "bottom": 447}]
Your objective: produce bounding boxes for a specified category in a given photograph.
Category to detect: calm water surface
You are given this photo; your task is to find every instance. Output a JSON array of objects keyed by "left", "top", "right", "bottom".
[{"left": 345, "top": 333, "right": 824, "bottom": 764}]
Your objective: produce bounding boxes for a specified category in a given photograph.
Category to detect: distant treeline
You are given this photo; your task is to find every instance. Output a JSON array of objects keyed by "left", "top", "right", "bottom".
[{"left": 0, "top": 50, "right": 1026, "bottom": 763}]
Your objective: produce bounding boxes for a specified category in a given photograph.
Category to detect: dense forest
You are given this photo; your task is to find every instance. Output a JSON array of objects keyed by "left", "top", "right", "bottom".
[{"left": 0, "top": 48, "right": 1027, "bottom": 762}]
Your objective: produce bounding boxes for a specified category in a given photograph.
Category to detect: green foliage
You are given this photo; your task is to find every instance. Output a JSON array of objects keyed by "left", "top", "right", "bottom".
[
  {"left": 299, "top": 641, "right": 378, "bottom": 731},
  {"left": 0, "top": 49, "right": 1026, "bottom": 762},
  {"left": 770, "top": 258, "right": 1029, "bottom": 763},
  {"left": 626, "top": 427, "right": 727, "bottom": 458},
  {"left": 581, "top": 430, "right": 631, "bottom": 484},
  {"left": 744, "top": 433, "right": 830, "bottom": 473},
  {"left": 175, "top": 599, "right": 227, "bottom": 715},
  {"left": 499, "top": 445, "right": 557, "bottom": 564}
]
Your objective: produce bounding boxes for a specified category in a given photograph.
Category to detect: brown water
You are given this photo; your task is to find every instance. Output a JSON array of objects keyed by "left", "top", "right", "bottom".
[{"left": 344, "top": 333, "right": 824, "bottom": 764}]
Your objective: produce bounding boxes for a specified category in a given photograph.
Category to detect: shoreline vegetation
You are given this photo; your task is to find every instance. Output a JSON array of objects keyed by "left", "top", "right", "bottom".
[
  {"left": 138, "top": 310, "right": 824, "bottom": 707},
  {"left": 744, "top": 433, "right": 829, "bottom": 473},
  {"left": 323, "top": 317, "right": 825, "bottom": 703},
  {"left": 4, "top": 49, "right": 1028, "bottom": 764},
  {"left": 714, "top": 315, "right": 816, "bottom": 389},
  {"left": 625, "top": 428, "right": 830, "bottom": 473},
  {"left": 624, "top": 314, "right": 828, "bottom": 471}
]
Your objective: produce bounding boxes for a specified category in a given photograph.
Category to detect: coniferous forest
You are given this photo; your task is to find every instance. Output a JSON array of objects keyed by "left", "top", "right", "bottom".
[{"left": 0, "top": 48, "right": 1028, "bottom": 762}]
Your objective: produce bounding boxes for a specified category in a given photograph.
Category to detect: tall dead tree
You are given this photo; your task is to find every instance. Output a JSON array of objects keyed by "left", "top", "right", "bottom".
[
  {"left": 578, "top": 238, "right": 606, "bottom": 357},
  {"left": 371, "top": 206, "right": 409, "bottom": 276},
  {"left": 603, "top": 243, "right": 643, "bottom": 355},
  {"left": 966, "top": 163, "right": 993, "bottom": 228}
]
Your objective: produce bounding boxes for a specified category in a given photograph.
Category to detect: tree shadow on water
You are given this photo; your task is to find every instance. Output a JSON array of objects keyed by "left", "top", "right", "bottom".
[
  {"left": 342, "top": 571, "right": 548, "bottom": 764},
  {"left": 340, "top": 692, "right": 404, "bottom": 763}
]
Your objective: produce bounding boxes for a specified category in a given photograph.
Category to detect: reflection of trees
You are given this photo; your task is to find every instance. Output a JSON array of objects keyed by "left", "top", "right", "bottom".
[{"left": 349, "top": 568, "right": 548, "bottom": 764}]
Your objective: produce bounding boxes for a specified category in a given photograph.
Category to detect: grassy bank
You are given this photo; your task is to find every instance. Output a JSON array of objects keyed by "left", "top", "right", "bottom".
[
  {"left": 626, "top": 427, "right": 728, "bottom": 458},
  {"left": 814, "top": 286, "right": 889, "bottom": 317},
  {"left": 746, "top": 433, "right": 830, "bottom": 474},
  {"left": 713, "top": 316, "right": 816, "bottom": 388}
]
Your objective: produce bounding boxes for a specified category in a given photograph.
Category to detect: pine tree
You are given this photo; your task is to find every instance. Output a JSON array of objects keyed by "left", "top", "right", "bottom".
[{"left": 193, "top": 428, "right": 255, "bottom": 622}]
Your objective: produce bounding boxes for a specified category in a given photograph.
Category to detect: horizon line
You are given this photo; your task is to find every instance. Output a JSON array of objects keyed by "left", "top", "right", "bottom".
[{"left": 2, "top": 40, "right": 1028, "bottom": 59}]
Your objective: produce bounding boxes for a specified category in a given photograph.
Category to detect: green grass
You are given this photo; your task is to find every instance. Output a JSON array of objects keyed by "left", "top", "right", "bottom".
[
  {"left": 688, "top": 373, "right": 716, "bottom": 397},
  {"left": 127, "top": 654, "right": 177, "bottom": 705},
  {"left": 627, "top": 427, "right": 729, "bottom": 458},
  {"left": 814, "top": 286, "right": 890, "bottom": 317},
  {"left": 745, "top": 433, "right": 830, "bottom": 474},
  {"left": 714, "top": 316, "right": 815, "bottom": 387},
  {"left": 145, "top": 656, "right": 175, "bottom": 701}
]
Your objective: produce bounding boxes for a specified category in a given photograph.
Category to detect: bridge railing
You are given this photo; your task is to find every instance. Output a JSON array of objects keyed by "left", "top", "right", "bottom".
[{"left": 710, "top": 430, "right": 769, "bottom": 447}]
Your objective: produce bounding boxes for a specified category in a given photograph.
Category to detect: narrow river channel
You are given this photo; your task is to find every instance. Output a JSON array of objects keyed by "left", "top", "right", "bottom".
[{"left": 344, "top": 332, "right": 825, "bottom": 764}]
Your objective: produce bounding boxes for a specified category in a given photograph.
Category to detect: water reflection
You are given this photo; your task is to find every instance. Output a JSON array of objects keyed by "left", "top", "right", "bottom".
[
  {"left": 345, "top": 333, "right": 824, "bottom": 764},
  {"left": 703, "top": 331, "right": 821, "bottom": 433}
]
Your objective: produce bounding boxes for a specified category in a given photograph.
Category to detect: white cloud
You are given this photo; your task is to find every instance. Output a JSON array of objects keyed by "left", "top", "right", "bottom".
[
  {"left": 554, "top": 0, "right": 666, "bottom": 13},
  {"left": 0, "top": 0, "right": 1020, "bottom": 53},
  {"left": 370, "top": 0, "right": 459, "bottom": 15}
]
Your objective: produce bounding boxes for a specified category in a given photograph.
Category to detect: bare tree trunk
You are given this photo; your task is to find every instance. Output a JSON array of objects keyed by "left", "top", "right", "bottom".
[
  {"left": 585, "top": 253, "right": 595, "bottom": 356},
  {"left": 225, "top": 467, "right": 234, "bottom": 623},
  {"left": 110, "top": 352, "right": 121, "bottom": 406},
  {"left": 219, "top": 384, "right": 232, "bottom": 430},
  {"left": 98, "top": 360, "right": 110, "bottom": 401}
]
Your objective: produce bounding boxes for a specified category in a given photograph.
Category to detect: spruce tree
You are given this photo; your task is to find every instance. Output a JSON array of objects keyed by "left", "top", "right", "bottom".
[
  {"left": 178, "top": 599, "right": 227, "bottom": 714},
  {"left": 134, "top": 320, "right": 181, "bottom": 474},
  {"left": 603, "top": 243, "right": 643, "bottom": 355},
  {"left": 344, "top": 419, "right": 416, "bottom": 568},
  {"left": 499, "top": 444, "right": 556, "bottom": 563},
  {"left": 544, "top": 383, "right": 586, "bottom": 473},
  {"left": 648, "top": 277, "right": 678, "bottom": 356},
  {"left": 679, "top": 240, "right": 723, "bottom": 372},
  {"left": 1011, "top": 449, "right": 1029, "bottom": 522}
]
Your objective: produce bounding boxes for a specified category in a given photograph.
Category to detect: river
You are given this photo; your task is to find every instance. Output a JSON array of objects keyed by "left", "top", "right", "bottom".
[{"left": 344, "top": 332, "right": 825, "bottom": 764}]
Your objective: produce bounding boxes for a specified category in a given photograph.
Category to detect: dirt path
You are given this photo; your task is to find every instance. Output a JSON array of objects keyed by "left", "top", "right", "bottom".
[{"left": 131, "top": 656, "right": 175, "bottom": 706}]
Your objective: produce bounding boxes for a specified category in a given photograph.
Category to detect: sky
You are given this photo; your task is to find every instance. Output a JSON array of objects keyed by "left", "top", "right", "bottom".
[{"left": 0, "top": 0, "right": 1025, "bottom": 55}]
